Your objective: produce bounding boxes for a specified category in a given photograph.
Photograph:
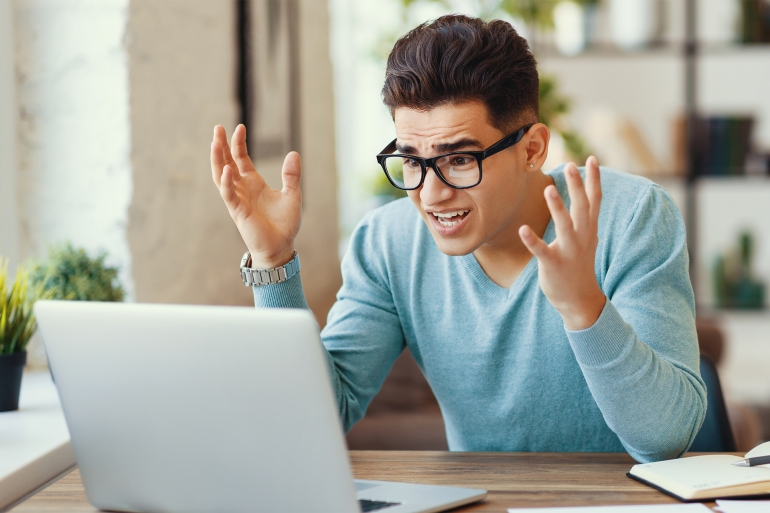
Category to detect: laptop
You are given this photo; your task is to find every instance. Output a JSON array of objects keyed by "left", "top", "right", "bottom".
[{"left": 34, "top": 300, "right": 486, "bottom": 513}]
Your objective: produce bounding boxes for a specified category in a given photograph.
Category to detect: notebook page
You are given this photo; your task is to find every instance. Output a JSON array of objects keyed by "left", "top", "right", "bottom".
[
  {"left": 631, "top": 455, "right": 770, "bottom": 492},
  {"left": 508, "top": 504, "right": 711, "bottom": 512},
  {"left": 744, "top": 441, "right": 770, "bottom": 459}
]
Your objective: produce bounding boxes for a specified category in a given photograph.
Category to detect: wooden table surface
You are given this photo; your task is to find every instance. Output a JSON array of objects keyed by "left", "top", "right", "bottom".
[{"left": 11, "top": 451, "right": 720, "bottom": 512}]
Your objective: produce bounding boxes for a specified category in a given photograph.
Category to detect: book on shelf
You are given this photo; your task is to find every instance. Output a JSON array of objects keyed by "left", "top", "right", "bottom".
[{"left": 693, "top": 116, "right": 754, "bottom": 177}]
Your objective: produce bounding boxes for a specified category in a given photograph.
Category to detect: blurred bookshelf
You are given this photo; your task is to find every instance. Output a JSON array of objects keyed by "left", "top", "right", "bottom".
[
  {"left": 536, "top": 41, "right": 770, "bottom": 59},
  {"left": 536, "top": 0, "right": 770, "bottom": 412},
  {"left": 538, "top": 0, "right": 770, "bottom": 313}
]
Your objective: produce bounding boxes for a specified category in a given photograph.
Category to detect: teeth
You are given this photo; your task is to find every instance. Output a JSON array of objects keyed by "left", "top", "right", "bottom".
[
  {"left": 433, "top": 210, "right": 469, "bottom": 219},
  {"left": 431, "top": 210, "right": 469, "bottom": 226}
]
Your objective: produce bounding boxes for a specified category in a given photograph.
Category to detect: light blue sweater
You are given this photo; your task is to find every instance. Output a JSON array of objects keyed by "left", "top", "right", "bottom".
[{"left": 254, "top": 165, "right": 706, "bottom": 463}]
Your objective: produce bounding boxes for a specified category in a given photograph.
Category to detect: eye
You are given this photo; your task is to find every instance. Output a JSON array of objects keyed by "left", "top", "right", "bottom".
[
  {"left": 404, "top": 158, "right": 421, "bottom": 169},
  {"left": 450, "top": 156, "right": 472, "bottom": 166}
]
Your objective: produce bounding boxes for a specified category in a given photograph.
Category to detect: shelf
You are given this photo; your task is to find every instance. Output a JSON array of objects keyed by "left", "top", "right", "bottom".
[
  {"left": 536, "top": 42, "right": 770, "bottom": 60},
  {"left": 0, "top": 371, "right": 75, "bottom": 510},
  {"left": 636, "top": 174, "right": 770, "bottom": 187}
]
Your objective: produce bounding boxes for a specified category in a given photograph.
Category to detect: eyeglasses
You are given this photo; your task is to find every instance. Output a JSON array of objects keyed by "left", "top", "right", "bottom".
[{"left": 376, "top": 124, "right": 533, "bottom": 191}]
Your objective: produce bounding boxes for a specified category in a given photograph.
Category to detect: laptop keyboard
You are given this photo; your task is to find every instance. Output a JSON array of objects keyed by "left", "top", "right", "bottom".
[{"left": 359, "top": 498, "right": 401, "bottom": 511}]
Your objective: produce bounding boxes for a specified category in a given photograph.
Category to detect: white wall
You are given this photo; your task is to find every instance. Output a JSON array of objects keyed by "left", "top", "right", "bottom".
[
  {"left": 125, "top": 0, "right": 246, "bottom": 307},
  {"left": 14, "top": 0, "right": 134, "bottom": 297},
  {"left": 125, "top": 0, "right": 340, "bottom": 322},
  {"left": 0, "top": 0, "right": 18, "bottom": 269}
]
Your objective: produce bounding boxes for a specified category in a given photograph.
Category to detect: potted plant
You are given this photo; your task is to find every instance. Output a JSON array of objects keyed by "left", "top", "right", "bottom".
[
  {"left": 0, "top": 260, "right": 38, "bottom": 412},
  {"left": 28, "top": 243, "right": 125, "bottom": 302}
]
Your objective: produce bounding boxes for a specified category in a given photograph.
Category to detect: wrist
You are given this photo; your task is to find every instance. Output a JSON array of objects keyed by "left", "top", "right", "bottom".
[
  {"left": 248, "top": 247, "right": 296, "bottom": 269},
  {"left": 558, "top": 290, "right": 607, "bottom": 332}
]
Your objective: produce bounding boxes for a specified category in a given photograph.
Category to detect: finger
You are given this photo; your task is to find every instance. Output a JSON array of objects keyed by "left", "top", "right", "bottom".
[
  {"left": 281, "top": 151, "right": 302, "bottom": 196},
  {"left": 544, "top": 184, "right": 575, "bottom": 244},
  {"left": 519, "top": 225, "right": 551, "bottom": 260},
  {"left": 584, "top": 155, "right": 602, "bottom": 227},
  {"left": 211, "top": 140, "right": 225, "bottom": 187},
  {"left": 230, "top": 124, "right": 257, "bottom": 177},
  {"left": 214, "top": 125, "right": 240, "bottom": 181},
  {"left": 219, "top": 165, "right": 240, "bottom": 209},
  {"left": 564, "top": 162, "right": 589, "bottom": 233},
  {"left": 214, "top": 125, "right": 235, "bottom": 167}
]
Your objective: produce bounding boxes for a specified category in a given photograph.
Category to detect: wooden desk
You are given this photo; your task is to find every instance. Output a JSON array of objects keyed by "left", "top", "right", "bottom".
[{"left": 11, "top": 451, "right": 718, "bottom": 512}]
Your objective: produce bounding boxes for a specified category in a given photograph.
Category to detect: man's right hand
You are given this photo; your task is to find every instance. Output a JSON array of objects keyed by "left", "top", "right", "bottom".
[{"left": 210, "top": 124, "right": 302, "bottom": 269}]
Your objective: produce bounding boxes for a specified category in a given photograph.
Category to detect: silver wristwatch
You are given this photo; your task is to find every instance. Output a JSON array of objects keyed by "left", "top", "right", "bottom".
[{"left": 240, "top": 251, "right": 301, "bottom": 287}]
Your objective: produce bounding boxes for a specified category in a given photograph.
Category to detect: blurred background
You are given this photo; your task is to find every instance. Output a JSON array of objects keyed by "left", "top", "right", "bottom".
[{"left": 1, "top": 0, "right": 768, "bottom": 451}]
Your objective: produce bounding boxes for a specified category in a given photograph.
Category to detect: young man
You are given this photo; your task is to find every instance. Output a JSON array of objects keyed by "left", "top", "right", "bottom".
[{"left": 210, "top": 15, "right": 705, "bottom": 463}]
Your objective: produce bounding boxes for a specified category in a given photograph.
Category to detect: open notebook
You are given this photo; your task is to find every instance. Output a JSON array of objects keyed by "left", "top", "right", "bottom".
[{"left": 628, "top": 442, "right": 770, "bottom": 501}]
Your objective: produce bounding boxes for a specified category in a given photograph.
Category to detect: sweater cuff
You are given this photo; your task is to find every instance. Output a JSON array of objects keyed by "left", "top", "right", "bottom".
[
  {"left": 252, "top": 272, "right": 309, "bottom": 309},
  {"left": 565, "top": 299, "right": 634, "bottom": 367}
]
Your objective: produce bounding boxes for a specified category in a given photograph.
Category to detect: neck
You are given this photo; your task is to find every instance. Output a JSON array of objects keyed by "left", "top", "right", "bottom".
[{"left": 473, "top": 171, "right": 554, "bottom": 288}]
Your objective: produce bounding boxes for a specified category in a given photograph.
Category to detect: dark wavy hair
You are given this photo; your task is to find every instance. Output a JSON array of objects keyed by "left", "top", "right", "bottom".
[{"left": 382, "top": 15, "right": 539, "bottom": 131}]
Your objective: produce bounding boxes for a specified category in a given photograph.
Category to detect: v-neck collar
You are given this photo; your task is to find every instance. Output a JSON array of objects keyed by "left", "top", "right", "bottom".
[{"left": 459, "top": 167, "right": 568, "bottom": 301}]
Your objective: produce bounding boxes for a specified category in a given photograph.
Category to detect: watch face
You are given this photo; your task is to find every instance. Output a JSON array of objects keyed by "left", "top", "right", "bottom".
[{"left": 240, "top": 251, "right": 251, "bottom": 268}]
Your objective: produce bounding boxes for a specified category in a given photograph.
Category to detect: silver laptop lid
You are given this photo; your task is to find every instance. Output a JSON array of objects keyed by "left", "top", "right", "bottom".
[{"left": 35, "top": 300, "right": 360, "bottom": 513}]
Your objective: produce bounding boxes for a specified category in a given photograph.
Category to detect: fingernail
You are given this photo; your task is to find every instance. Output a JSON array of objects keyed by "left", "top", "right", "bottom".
[{"left": 548, "top": 187, "right": 558, "bottom": 198}]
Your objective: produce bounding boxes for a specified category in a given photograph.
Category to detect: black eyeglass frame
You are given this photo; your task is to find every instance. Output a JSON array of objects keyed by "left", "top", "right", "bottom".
[{"left": 376, "top": 123, "right": 534, "bottom": 191}]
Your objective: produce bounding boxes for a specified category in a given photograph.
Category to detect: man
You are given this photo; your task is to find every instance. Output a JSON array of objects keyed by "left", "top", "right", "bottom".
[{"left": 210, "top": 15, "right": 705, "bottom": 463}]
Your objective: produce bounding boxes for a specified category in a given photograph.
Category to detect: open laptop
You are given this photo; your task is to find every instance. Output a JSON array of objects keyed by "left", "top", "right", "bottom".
[{"left": 34, "top": 300, "right": 486, "bottom": 513}]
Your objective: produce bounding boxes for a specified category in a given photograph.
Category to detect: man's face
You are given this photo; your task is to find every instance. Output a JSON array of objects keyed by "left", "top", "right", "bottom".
[{"left": 394, "top": 100, "right": 533, "bottom": 256}]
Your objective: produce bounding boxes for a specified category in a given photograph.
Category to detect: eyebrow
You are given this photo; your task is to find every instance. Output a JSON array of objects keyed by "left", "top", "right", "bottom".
[{"left": 396, "top": 138, "right": 484, "bottom": 156}]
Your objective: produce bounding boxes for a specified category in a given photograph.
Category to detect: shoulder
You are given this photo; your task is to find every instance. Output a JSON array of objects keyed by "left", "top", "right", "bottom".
[
  {"left": 354, "top": 197, "right": 422, "bottom": 242},
  {"left": 550, "top": 163, "right": 658, "bottom": 204},
  {"left": 549, "top": 164, "right": 677, "bottom": 231},
  {"left": 345, "top": 197, "right": 428, "bottom": 270}
]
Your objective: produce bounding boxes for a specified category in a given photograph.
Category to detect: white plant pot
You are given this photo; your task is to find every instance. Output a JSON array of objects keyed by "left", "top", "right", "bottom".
[
  {"left": 609, "top": 0, "right": 659, "bottom": 50},
  {"left": 554, "top": 1, "right": 587, "bottom": 56}
]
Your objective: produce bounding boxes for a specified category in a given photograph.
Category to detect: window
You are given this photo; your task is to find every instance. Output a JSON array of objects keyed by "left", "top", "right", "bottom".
[{"left": 0, "top": 0, "right": 19, "bottom": 268}]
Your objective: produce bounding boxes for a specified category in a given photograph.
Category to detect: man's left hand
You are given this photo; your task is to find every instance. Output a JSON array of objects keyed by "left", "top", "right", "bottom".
[{"left": 519, "top": 156, "right": 606, "bottom": 331}]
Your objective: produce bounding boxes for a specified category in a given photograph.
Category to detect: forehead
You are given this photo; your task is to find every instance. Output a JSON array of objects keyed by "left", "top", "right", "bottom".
[{"left": 393, "top": 100, "right": 502, "bottom": 146}]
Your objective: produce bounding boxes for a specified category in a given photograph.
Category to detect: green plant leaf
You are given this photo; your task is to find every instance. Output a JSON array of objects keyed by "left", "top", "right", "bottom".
[{"left": 28, "top": 242, "right": 125, "bottom": 302}]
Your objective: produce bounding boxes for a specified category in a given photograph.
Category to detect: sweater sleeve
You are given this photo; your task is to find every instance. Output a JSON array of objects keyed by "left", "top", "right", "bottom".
[
  {"left": 565, "top": 184, "right": 706, "bottom": 463},
  {"left": 252, "top": 214, "right": 405, "bottom": 432}
]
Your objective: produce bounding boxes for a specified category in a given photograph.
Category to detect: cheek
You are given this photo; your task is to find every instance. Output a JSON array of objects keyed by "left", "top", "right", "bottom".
[
  {"left": 474, "top": 172, "right": 523, "bottom": 220},
  {"left": 407, "top": 190, "right": 421, "bottom": 208}
]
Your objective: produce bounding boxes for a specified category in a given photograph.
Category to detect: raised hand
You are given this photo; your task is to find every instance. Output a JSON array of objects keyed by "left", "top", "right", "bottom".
[
  {"left": 519, "top": 156, "right": 606, "bottom": 331},
  {"left": 211, "top": 124, "right": 302, "bottom": 269}
]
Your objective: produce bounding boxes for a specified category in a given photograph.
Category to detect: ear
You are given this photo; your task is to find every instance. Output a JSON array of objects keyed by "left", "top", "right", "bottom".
[{"left": 522, "top": 123, "right": 550, "bottom": 171}]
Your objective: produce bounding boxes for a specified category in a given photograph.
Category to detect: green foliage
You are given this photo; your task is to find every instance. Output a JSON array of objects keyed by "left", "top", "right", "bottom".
[
  {"left": 498, "top": 0, "right": 558, "bottom": 30},
  {"left": 539, "top": 74, "right": 591, "bottom": 162},
  {"left": 29, "top": 243, "right": 125, "bottom": 302},
  {"left": 713, "top": 231, "right": 765, "bottom": 309},
  {"left": 560, "top": 130, "right": 592, "bottom": 164},
  {"left": 372, "top": 168, "right": 408, "bottom": 200},
  {"left": 538, "top": 74, "right": 570, "bottom": 126},
  {"left": 0, "top": 261, "right": 39, "bottom": 354}
]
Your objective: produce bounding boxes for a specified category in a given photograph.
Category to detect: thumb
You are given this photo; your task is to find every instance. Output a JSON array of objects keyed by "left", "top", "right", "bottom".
[{"left": 281, "top": 151, "right": 302, "bottom": 196}]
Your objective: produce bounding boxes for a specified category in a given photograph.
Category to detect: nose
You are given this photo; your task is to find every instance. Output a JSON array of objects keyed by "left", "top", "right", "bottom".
[{"left": 419, "top": 165, "right": 455, "bottom": 205}]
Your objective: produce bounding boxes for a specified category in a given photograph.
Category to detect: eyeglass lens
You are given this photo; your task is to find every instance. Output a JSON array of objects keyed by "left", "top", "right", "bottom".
[{"left": 383, "top": 154, "right": 479, "bottom": 189}]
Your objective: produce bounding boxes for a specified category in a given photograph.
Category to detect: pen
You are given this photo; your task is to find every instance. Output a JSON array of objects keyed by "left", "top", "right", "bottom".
[{"left": 732, "top": 455, "right": 770, "bottom": 467}]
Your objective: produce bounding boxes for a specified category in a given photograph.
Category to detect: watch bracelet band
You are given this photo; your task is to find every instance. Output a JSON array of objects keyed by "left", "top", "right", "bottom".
[{"left": 240, "top": 251, "right": 300, "bottom": 287}]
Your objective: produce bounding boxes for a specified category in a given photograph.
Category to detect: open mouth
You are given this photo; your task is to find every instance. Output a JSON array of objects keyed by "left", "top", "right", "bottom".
[{"left": 431, "top": 210, "right": 470, "bottom": 227}]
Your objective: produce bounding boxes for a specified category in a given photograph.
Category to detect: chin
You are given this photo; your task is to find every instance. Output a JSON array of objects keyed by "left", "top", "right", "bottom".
[{"left": 430, "top": 234, "right": 477, "bottom": 257}]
